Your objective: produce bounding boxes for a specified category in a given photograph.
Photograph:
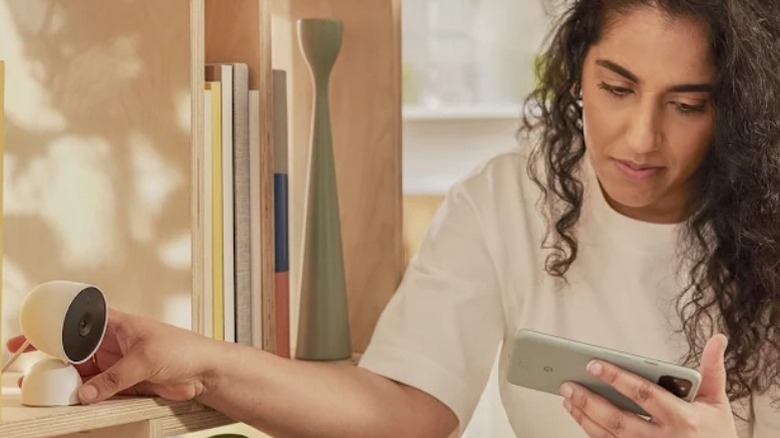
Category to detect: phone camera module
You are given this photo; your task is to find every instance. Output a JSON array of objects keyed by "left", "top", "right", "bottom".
[{"left": 658, "top": 375, "right": 691, "bottom": 398}]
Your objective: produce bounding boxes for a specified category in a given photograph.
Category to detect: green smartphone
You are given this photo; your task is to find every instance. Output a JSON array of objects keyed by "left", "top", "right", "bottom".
[{"left": 506, "top": 329, "right": 702, "bottom": 417}]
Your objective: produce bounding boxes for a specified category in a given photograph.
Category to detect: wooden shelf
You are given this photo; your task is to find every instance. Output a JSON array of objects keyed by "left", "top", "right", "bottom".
[{"left": 0, "top": 395, "right": 232, "bottom": 438}]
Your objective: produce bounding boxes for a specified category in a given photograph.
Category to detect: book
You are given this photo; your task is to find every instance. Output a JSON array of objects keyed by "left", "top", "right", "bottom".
[
  {"left": 206, "top": 64, "right": 235, "bottom": 343},
  {"left": 273, "top": 70, "right": 290, "bottom": 358},
  {"left": 202, "top": 87, "right": 214, "bottom": 339},
  {"left": 249, "top": 89, "right": 264, "bottom": 349},
  {"left": 206, "top": 81, "right": 224, "bottom": 342},
  {"left": 230, "top": 63, "right": 252, "bottom": 346}
]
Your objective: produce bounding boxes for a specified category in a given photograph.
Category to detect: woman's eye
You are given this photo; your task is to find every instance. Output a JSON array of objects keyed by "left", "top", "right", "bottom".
[
  {"left": 675, "top": 102, "right": 707, "bottom": 114},
  {"left": 598, "top": 82, "right": 632, "bottom": 97}
]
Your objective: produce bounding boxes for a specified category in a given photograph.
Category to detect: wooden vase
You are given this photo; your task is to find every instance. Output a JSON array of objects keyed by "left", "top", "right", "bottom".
[{"left": 295, "top": 18, "right": 352, "bottom": 361}]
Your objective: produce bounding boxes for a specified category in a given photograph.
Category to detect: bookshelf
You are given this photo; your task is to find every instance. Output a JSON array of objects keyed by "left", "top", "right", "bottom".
[{"left": 1, "top": 0, "right": 401, "bottom": 436}]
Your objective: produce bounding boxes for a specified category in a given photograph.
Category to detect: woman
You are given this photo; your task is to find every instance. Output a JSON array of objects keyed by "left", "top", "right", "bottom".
[{"left": 9, "top": 0, "right": 780, "bottom": 436}]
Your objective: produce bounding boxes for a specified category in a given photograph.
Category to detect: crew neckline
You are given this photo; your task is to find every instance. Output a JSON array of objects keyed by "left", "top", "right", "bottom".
[{"left": 581, "top": 155, "right": 682, "bottom": 254}]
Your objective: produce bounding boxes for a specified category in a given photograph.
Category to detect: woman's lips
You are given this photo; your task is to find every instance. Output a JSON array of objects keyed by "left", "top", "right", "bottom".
[{"left": 612, "top": 158, "right": 664, "bottom": 181}]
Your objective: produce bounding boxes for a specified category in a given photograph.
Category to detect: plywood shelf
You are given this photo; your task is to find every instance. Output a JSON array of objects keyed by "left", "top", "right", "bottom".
[{"left": 0, "top": 396, "right": 233, "bottom": 438}]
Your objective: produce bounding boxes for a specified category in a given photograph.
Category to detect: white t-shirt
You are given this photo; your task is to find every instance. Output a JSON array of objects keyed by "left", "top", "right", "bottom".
[{"left": 359, "top": 149, "right": 780, "bottom": 437}]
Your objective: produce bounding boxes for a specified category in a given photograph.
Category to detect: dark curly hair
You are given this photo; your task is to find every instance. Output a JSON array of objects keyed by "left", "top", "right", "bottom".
[{"left": 522, "top": 0, "right": 780, "bottom": 403}]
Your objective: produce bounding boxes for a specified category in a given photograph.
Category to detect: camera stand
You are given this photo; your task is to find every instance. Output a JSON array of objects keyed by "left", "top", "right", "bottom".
[{"left": 20, "top": 357, "right": 83, "bottom": 406}]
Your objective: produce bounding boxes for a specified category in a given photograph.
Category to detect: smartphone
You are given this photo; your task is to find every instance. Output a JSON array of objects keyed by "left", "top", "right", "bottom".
[{"left": 506, "top": 329, "right": 701, "bottom": 417}]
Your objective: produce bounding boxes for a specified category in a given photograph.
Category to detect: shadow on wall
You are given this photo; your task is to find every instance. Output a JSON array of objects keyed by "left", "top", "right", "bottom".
[{"left": 1, "top": 0, "right": 195, "bottom": 364}]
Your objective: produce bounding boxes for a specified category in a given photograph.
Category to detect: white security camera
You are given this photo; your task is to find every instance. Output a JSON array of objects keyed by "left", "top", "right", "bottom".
[{"left": 2, "top": 281, "right": 108, "bottom": 406}]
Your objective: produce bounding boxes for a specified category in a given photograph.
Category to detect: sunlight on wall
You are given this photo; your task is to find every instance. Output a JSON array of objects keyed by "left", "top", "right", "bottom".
[
  {"left": 27, "top": 137, "right": 119, "bottom": 267},
  {"left": 1, "top": 0, "right": 195, "bottom": 354},
  {"left": 130, "top": 131, "right": 184, "bottom": 243},
  {"left": 0, "top": 1, "right": 66, "bottom": 130}
]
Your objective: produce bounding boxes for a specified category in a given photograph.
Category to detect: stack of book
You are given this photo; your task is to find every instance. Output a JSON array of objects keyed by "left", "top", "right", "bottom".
[{"left": 202, "top": 63, "right": 289, "bottom": 357}]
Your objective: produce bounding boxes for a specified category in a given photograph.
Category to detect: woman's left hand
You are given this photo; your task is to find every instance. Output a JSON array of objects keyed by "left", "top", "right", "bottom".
[{"left": 561, "top": 334, "right": 738, "bottom": 438}]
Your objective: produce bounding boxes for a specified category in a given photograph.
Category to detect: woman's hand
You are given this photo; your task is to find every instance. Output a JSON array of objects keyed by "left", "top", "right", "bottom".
[
  {"left": 560, "top": 334, "right": 738, "bottom": 438},
  {"left": 6, "top": 308, "right": 220, "bottom": 404}
]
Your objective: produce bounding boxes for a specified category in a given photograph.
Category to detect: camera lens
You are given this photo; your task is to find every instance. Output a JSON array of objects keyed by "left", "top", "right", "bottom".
[
  {"left": 79, "top": 313, "right": 93, "bottom": 337},
  {"left": 63, "top": 286, "right": 106, "bottom": 363},
  {"left": 658, "top": 375, "right": 691, "bottom": 398}
]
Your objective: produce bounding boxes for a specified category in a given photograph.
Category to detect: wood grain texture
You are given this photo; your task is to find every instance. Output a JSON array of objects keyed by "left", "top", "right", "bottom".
[
  {"left": 158, "top": 409, "right": 235, "bottom": 435},
  {"left": 0, "top": 60, "right": 5, "bottom": 419},
  {"left": 1, "top": 396, "right": 229, "bottom": 438},
  {"left": 57, "top": 419, "right": 162, "bottom": 438},
  {"left": 0, "top": 0, "right": 195, "bottom": 332},
  {"left": 205, "top": 0, "right": 277, "bottom": 351},
  {"left": 191, "top": 0, "right": 206, "bottom": 341},
  {"left": 273, "top": 0, "right": 403, "bottom": 353}
]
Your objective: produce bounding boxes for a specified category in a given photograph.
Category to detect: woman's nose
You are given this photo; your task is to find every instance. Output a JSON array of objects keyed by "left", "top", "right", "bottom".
[{"left": 626, "top": 101, "right": 662, "bottom": 154}]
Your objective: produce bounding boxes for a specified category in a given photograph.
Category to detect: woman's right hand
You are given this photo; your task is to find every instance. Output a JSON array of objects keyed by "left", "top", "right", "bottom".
[{"left": 6, "top": 308, "right": 219, "bottom": 404}]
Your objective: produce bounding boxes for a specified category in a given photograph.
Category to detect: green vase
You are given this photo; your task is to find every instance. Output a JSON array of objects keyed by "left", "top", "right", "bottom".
[{"left": 294, "top": 18, "right": 351, "bottom": 361}]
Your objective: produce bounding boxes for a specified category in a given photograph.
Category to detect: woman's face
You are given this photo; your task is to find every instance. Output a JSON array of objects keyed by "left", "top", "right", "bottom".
[{"left": 581, "top": 6, "right": 716, "bottom": 223}]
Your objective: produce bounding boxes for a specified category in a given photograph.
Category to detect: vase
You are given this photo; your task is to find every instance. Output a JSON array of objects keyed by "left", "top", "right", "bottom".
[{"left": 294, "top": 18, "right": 352, "bottom": 361}]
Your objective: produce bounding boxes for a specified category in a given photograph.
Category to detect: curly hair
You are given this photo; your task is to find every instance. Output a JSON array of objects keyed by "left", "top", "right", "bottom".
[{"left": 522, "top": 0, "right": 780, "bottom": 403}]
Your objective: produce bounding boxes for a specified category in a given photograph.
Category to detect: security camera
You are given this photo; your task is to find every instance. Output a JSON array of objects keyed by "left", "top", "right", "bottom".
[{"left": 2, "top": 281, "right": 108, "bottom": 406}]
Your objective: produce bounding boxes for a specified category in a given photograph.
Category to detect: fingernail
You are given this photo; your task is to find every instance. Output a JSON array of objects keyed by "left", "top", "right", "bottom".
[
  {"left": 80, "top": 385, "right": 97, "bottom": 403},
  {"left": 587, "top": 360, "right": 603, "bottom": 375},
  {"left": 560, "top": 383, "right": 574, "bottom": 399}
]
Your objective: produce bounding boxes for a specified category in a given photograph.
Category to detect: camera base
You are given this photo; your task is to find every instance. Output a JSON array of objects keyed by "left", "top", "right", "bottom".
[{"left": 21, "top": 357, "right": 83, "bottom": 406}]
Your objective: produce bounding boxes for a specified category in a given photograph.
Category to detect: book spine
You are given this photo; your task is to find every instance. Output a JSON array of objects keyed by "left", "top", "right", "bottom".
[
  {"left": 274, "top": 173, "right": 290, "bottom": 358},
  {"left": 273, "top": 70, "right": 290, "bottom": 358},
  {"left": 220, "top": 65, "right": 235, "bottom": 343},
  {"left": 207, "top": 82, "right": 224, "bottom": 342},
  {"left": 232, "top": 64, "right": 252, "bottom": 346},
  {"left": 248, "top": 90, "right": 264, "bottom": 349},
  {"left": 203, "top": 88, "right": 214, "bottom": 339}
]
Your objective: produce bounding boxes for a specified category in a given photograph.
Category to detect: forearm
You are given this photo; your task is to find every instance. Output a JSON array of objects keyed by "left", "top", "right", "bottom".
[{"left": 196, "top": 340, "right": 455, "bottom": 438}]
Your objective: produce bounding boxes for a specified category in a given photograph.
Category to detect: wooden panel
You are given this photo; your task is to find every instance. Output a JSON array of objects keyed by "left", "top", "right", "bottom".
[
  {"left": 273, "top": 0, "right": 403, "bottom": 353},
  {"left": 190, "top": 0, "right": 206, "bottom": 339},
  {"left": 205, "top": 0, "right": 263, "bottom": 89},
  {"left": 0, "top": 60, "right": 4, "bottom": 421},
  {"left": 57, "top": 419, "right": 163, "bottom": 438},
  {"left": 205, "top": 0, "right": 276, "bottom": 348},
  {"left": 0, "top": 396, "right": 224, "bottom": 438},
  {"left": 159, "top": 409, "right": 234, "bottom": 436},
  {"left": 0, "top": 0, "right": 196, "bottom": 339}
]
